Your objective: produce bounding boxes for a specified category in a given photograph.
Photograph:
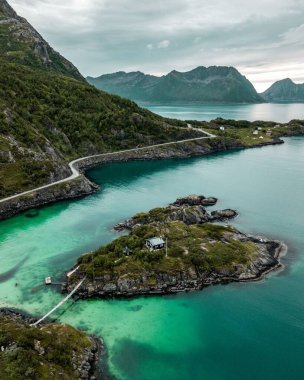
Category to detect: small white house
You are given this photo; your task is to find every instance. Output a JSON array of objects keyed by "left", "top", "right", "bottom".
[
  {"left": 219, "top": 126, "right": 225, "bottom": 131},
  {"left": 258, "top": 127, "right": 262, "bottom": 131},
  {"left": 146, "top": 237, "right": 165, "bottom": 251},
  {"left": 253, "top": 130, "right": 259, "bottom": 135}
]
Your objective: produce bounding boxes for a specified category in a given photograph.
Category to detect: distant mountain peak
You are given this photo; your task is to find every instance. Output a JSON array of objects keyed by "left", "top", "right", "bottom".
[
  {"left": 279, "top": 78, "right": 294, "bottom": 84},
  {"left": 261, "top": 78, "right": 304, "bottom": 102}
]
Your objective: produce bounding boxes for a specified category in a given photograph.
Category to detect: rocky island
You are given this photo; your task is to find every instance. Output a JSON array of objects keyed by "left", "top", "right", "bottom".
[
  {"left": 0, "top": 309, "right": 104, "bottom": 380},
  {"left": 65, "top": 196, "right": 284, "bottom": 299}
]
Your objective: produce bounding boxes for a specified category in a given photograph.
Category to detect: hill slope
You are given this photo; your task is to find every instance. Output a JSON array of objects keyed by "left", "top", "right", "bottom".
[
  {"left": 87, "top": 66, "right": 263, "bottom": 103},
  {"left": 261, "top": 78, "right": 304, "bottom": 102},
  {"left": 0, "top": 0, "right": 83, "bottom": 81},
  {"left": 0, "top": 0, "right": 198, "bottom": 198}
]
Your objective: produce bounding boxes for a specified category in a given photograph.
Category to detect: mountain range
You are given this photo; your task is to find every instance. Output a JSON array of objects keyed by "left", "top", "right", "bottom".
[
  {"left": 261, "top": 78, "right": 304, "bottom": 102},
  {"left": 87, "top": 70, "right": 304, "bottom": 104},
  {"left": 87, "top": 67, "right": 263, "bottom": 103},
  {"left": 0, "top": 0, "right": 194, "bottom": 198}
]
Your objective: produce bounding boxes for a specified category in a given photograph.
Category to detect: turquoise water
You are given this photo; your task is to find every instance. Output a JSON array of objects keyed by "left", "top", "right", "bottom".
[
  {"left": 1, "top": 137, "right": 304, "bottom": 379},
  {"left": 139, "top": 102, "right": 304, "bottom": 123}
]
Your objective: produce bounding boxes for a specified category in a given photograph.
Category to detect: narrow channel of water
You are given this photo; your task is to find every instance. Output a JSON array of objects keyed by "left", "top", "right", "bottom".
[{"left": 0, "top": 137, "right": 304, "bottom": 379}]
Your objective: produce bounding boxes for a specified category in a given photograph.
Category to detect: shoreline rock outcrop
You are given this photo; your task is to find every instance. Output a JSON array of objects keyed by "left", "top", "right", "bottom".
[
  {"left": 0, "top": 175, "right": 99, "bottom": 221},
  {"left": 171, "top": 194, "right": 218, "bottom": 206},
  {"left": 114, "top": 195, "right": 237, "bottom": 231}
]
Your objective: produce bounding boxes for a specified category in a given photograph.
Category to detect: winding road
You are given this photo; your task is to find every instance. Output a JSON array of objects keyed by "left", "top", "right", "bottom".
[{"left": 0, "top": 129, "right": 215, "bottom": 204}]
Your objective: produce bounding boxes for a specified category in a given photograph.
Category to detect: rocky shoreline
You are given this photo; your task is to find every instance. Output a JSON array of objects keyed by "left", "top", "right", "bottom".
[
  {"left": 0, "top": 136, "right": 283, "bottom": 221},
  {"left": 0, "top": 308, "right": 106, "bottom": 380},
  {"left": 64, "top": 195, "right": 286, "bottom": 300},
  {"left": 114, "top": 194, "right": 238, "bottom": 231},
  {"left": 65, "top": 237, "right": 284, "bottom": 300},
  {"left": 0, "top": 175, "right": 99, "bottom": 221}
]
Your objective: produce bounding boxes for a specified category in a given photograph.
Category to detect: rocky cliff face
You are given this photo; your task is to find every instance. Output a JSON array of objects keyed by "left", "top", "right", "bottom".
[
  {"left": 0, "top": 0, "right": 83, "bottom": 80},
  {"left": 261, "top": 78, "right": 304, "bottom": 102},
  {"left": 87, "top": 66, "right": 263, "bottom": 103}
]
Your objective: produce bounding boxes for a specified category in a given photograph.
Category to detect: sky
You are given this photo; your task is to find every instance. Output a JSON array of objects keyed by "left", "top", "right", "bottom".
[{"left": 11, "top": 0, "right": 304, "bottom": 92}]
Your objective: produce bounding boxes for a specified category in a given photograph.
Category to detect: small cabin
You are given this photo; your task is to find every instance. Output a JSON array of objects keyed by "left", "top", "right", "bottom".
[
  {"left": 253, "top": 130, "right": 259, "bottom": 135},
  {"left": 219, "top": 126, "right": 225, "bottom": 131},
  {"left": 266, "top": 129, "right": 272, "bottom": 136},
  {"left": 145, "top": 237, "right": 165, "bottom": 251}
]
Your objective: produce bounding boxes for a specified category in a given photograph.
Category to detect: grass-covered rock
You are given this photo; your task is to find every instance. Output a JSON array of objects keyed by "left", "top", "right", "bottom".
[
  {"left": 114, "top": 196, "right": 236, "bottom": 231},
  {"left": 0, "top": 310, "right": 102, "bottom": 380},
  {"left": 67, "top": 199, "right": 283, "bottom": 299}
]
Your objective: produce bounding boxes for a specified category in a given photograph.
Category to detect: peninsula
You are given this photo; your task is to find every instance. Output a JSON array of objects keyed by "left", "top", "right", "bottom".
[{"left": 65, "top": 195, "right": 284, "bottom": 299}]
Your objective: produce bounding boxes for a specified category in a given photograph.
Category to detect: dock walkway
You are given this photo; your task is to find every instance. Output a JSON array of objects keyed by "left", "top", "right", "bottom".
[{"left": 31, "top": 278, "right": 85, "bottom": 327}]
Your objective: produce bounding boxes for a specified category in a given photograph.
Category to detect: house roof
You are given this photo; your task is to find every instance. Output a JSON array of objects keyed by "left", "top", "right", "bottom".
[{"left": 146, "top": 237, "right": 165, "bottom": 246}]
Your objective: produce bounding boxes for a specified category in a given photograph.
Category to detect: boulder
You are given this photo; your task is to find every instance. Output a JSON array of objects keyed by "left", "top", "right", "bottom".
[
  {"left": 211, "top": 209, "right": 238, "bottom": 220},
  {"left": 173, "top": 194, "right": 217, "bottom": 207}
]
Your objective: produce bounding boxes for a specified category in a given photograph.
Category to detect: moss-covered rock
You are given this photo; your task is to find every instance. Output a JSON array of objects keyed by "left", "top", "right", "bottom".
[{"left": 0, "top": 309, "right": 103, "bottom": 380}]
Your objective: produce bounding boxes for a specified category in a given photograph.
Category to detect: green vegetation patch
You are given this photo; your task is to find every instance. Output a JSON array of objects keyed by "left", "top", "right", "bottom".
[
  {"left": 77, "top": 222, "right": 258, "bottom": 278},
  {"left": 0, "top": 315, "right": 93, "bottom": 380}
]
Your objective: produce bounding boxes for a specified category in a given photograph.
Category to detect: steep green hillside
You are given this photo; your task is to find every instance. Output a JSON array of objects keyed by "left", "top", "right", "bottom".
[
  {"left": 0, "top": 0, "right": 197, "bottom": 198},
  {"left": 87, "top": 66, "right": 263, "bottom": 103}
]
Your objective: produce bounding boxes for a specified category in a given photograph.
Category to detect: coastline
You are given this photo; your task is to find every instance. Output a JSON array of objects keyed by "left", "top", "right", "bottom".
[
  {"left": 0, "top": 136, "right": 283, "bottom": 221},
  {"left": 238, "top": 241, "right": 287, "bottom": 283}
]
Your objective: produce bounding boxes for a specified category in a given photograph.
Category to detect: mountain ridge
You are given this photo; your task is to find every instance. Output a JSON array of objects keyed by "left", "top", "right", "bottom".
[
  {"left": 87, "top": 66, "right": 264, "bottom": 103},
  {"left": 261, "top": 78, "right": 304, "bottom": 102}
]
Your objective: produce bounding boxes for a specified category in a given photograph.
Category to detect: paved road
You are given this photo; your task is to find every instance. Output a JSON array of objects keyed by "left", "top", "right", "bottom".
[{"left": 0, "top": 129, "right": 215, "bottom": 204}]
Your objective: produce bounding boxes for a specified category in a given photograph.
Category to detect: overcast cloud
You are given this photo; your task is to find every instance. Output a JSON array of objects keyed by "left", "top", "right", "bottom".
[{"left": 11, "top": 0, "right": 304, "bottom": 91}]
